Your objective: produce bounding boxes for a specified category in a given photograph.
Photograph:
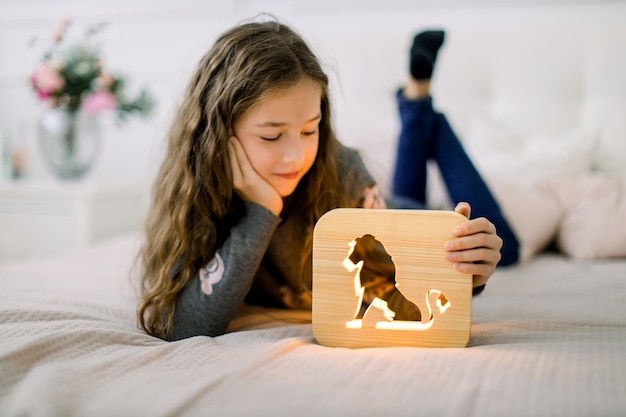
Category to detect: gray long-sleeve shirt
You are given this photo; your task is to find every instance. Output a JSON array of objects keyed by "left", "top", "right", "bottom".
[{"left": 168, "top": 145, "right": 375, "bottom": 340}]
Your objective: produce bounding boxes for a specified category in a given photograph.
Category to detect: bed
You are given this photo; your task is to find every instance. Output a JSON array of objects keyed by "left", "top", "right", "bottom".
[
  {"left": 1, "top": 232, "right": 625, "bottom": 417},
  {"left": 3, "top": 5, "right": 626, "bottom": 417}
]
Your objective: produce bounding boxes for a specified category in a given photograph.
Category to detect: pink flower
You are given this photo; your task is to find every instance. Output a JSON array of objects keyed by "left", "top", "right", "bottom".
[
  {"left": 82, "top": 90, "right": 117, "bottom": 114},
  {"left": 30, "top": 63, "right": 64, "bottom": 99}
]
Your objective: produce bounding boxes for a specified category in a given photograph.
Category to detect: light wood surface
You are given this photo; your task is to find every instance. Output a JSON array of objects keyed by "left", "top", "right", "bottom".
[{"left": 312, "top": 208, "right": 472, "bottom": 348}]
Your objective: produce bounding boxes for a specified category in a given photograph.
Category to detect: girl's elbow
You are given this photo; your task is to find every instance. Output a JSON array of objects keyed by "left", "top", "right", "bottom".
[{"left": 166, "top": 320, "right": 229, "bottom": 341}]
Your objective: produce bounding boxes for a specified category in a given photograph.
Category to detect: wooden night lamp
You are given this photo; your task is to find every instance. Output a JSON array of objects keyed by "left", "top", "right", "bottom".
[{"left": 312, "top": 209, "right": 472, "bottom": 348}]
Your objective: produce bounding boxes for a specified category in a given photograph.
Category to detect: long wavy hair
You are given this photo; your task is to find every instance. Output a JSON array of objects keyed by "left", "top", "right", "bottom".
[{"left": 137, "top": 19, "right": 349, "bottom": 339}]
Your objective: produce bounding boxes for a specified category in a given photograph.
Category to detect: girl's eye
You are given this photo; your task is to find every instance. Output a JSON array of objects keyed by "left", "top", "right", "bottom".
[
  {"left": 302, "top": 129, "right": 317, "bottom": 137},
  {"left": 260, "top": 134, "right": 281, "bottom": 141}
]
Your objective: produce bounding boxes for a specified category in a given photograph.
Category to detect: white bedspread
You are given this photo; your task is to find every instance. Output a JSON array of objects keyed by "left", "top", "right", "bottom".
[{"left": 1, "top": 234, "right": 625, "bottom": 417}]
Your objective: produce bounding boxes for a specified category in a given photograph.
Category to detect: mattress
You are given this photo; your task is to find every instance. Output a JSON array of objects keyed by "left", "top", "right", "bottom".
[{"left": 0, "top": 233, "right": 624, "bottom": 417}]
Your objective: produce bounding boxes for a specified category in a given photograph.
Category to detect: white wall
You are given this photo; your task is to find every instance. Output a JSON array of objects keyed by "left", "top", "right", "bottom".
[{"left": 0, "top": 0, "right": 623, "bottom": 185}]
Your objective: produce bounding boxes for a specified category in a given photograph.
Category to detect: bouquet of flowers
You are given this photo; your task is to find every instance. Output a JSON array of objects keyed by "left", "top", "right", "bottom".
[{"left": 29, "top": 17, "right": 155, "bottom": 120}]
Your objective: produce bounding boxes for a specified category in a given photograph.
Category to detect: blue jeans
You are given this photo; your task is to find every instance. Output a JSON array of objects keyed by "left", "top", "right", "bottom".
[{"left": 391, "top": 92, "right": 519, "bottom": 266}]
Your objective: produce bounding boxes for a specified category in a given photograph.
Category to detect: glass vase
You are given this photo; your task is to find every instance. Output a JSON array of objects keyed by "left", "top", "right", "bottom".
[{"left": 38, "top": 108, "right": 101, "bottom": 179}]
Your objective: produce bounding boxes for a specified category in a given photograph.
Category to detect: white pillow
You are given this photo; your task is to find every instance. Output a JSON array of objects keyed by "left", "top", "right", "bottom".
[
  {"left": 425, "top": 167, "right": 562, "bottom": 262},
  {"left": 538, "top": 174, "right": 626, "bottom": 259},
  {"left": 487, "top": 178, "right": 562, "bottom": 263},
  {"left": 463, "top": 114, "right": 596, "bottom": 186}
]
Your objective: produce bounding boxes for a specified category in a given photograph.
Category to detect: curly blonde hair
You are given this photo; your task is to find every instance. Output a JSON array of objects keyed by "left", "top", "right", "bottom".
[{"left": 137, "top": 19, "right": 348, "bottom": 339}]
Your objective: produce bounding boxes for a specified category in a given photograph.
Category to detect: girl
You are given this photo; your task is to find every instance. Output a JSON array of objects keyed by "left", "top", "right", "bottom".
[{"left": 138, "top": 19, "right": 507, "bottom": 341}]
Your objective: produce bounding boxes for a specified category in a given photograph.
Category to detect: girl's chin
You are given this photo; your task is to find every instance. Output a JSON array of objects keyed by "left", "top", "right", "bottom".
[
  {"left": 278, "top": 187, "right": 297, "bottom": 198},
  {"left": 273, "top": 180, "right": 301, "bottom": 197}
]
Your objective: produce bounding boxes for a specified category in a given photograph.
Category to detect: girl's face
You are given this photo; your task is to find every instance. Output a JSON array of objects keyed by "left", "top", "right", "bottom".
[{"left": 232, "top": 79, "right": 322, "bottom": 197}]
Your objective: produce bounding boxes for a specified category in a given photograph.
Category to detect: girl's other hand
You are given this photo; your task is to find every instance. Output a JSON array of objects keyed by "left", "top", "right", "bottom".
[
  {"left": 362, "top": 185, "right": 387, "bottom": 209},
  {"left": 444, "top": 202, "right": 503, "bottom": 288},
  {"left": 229, "top": 136, "right": 283, "bottom": 216}
]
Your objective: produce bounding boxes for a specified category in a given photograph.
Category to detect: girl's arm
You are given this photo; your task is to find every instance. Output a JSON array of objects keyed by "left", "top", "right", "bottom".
[
  {"left": 169, "top": 135, "right": 286, "bottom": 340},
  {"left": 168, "top": 201, "right": 281, "bottom": 340}
]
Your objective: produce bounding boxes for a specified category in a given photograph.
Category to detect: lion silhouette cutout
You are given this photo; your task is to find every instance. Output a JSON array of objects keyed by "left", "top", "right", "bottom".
[{"left": 343, "top": 234, "right": 450, "bottom": 330}]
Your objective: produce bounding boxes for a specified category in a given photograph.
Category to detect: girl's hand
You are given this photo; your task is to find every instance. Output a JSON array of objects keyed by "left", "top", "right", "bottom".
[
  {"left": 362, "top": 185, "right": 387, "bottom": 209},
  {"left": 444, "top": 202, "right": 503, "bottom": 288},
  {"left": 229, "top": 136, "right": 283, "bottom": 216}
]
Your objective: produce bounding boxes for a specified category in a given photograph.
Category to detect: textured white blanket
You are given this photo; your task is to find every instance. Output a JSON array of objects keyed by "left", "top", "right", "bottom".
[{"left": 1, "top": 235, "right": 625, "bottom": 417}]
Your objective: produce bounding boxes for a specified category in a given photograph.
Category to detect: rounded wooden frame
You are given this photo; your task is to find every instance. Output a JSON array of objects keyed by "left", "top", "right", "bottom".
[{"left": 312, "top": 208, "right": 472, "bottom": 348}]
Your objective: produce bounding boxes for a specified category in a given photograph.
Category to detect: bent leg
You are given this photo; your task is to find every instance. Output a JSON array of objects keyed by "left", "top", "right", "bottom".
[
  {"left": 391, "top": 93, "right": 519, "bottom": 266},
  {"left": 391, "top": 92, "right": 437, "bottom": 204},
  {"left": 393, "top": 28, "right": 519, "bottom": 266},
  {"left": 432, "top": 114, "right": 520, "bottom": 266}
]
